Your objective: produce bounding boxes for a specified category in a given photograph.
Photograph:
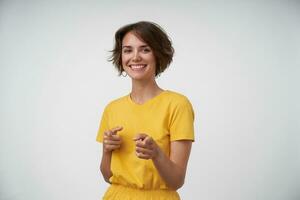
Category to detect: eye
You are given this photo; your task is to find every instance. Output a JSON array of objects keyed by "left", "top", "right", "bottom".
[
  {"left": 142, "top": 48, "right": 151, "bottom": 53},
  {"left": 122, "top": 49, "right": 132, "bottom": 54}
]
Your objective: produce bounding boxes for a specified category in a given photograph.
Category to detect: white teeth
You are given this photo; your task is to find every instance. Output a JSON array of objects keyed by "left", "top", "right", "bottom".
[{"left": 130, "top": 64, "right": 146, "bottom": 69}]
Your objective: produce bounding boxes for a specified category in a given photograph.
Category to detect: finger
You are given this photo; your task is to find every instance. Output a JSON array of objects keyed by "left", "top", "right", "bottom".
[
  {"left": 105, "top": 126, "right": 123, "bottom": 137},
  {"left": 135, "top": 152, "right": 151, "bottom": 160},
  {"left": 104, "top": 139, "right": 122, "bottom": 145},
  {"left": 104, "top": 136, "right": 121, "bottom": 142},
  {"left": 104, "top": 132, "right": 111, "bottom": 139},
  {"left": 104, "top": 131, "right": 109, "bottom": 136},
  {"left": 104, "top": 130, "right": 113, "bottom": 137},
  {"left": 105, "top": 130, "right": 122, "bottom": 141},
  {"left": 104, "top": 144, "right": 121, "bottom": 151},
  {"left": 136, "top": 147, "right": 152, "bottom": 155},
  {"left": 111, "top": 126, "right": 123, "bottom": 134},
  {"left": 135, "top": 140, "right": 152, "bottom": 149},
  {"left": 144, "top": 136, "right": 153, "bottom": 145},
  {"left": 109, "top": 134, "right": 122, "bottom": 141},
  {"left": 133, "top": 133, "right": 148, "bottom": 141},
  {"left": 135, "top": 137, "right": 153, "bottom": 148}
]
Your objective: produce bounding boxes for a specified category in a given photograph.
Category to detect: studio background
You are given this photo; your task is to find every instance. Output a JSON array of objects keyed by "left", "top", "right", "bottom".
[{"left": 1, "top": 1, "right": 299, "bottom": 200}]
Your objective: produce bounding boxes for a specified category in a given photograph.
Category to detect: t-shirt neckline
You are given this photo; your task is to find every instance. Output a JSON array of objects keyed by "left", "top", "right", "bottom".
[{"left": 127, "top": 90, "right": 169, "bottom": 107}]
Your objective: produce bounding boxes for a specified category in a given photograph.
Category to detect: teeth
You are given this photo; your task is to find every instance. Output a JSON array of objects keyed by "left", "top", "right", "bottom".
[{"left": 130, "top": 64, "right": 146, "bottom": 69}]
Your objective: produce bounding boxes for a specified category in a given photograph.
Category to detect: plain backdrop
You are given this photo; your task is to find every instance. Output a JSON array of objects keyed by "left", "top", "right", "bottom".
[{"left": 0, "top": 1, "right": 299, "bottom": 200}]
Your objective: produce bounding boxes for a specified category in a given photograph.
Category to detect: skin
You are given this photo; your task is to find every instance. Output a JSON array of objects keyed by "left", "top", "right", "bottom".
[
  {"left": 100, "top": 126, "right": 123, "bottom": 183},
  {"left": 100, "top": 31, "right": 192, "bottom": 190}
]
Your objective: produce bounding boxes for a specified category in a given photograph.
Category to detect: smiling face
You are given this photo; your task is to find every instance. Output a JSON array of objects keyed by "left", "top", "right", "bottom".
[{"left": 121, "top": 31, "right": 156, "bottom": 81}]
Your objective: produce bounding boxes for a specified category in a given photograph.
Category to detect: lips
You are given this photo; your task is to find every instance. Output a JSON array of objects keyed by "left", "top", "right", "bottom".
[{"left": 129, "top": 64, "right": 147, "bottom": 70}]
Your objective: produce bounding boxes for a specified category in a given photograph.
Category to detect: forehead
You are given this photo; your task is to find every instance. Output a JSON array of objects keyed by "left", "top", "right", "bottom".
[{"left": 122, "top": 31, "right": 148, "bottom": 47}]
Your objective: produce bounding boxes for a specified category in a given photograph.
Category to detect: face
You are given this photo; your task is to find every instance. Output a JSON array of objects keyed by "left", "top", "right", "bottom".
[{"left": 121, "top": 31, "right": 156, "bottom": 81}]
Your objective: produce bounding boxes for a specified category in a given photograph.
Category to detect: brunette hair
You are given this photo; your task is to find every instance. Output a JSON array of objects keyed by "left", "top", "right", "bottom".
[{"left": 108, "top": 21, "right": 174, "bottom": 76}]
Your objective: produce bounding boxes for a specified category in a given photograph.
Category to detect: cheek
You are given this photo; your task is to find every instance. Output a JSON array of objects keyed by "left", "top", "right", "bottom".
[
  {"left": 148, "top": 56, "right": 156, "bottom": 67},
  {"left": 147, "top": 54, "right": 156, "bottom": 64},
  {"left": 121, "top": 55, "right": 128, "bottom": 65}
]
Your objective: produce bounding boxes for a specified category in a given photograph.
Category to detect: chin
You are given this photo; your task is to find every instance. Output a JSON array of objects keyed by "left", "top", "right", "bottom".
[
  {"left": 128, "top": 73, "right": 152, "bottom": 81},
  {"left": 129, "top": 75, "right": 147, "bottom": 81}
]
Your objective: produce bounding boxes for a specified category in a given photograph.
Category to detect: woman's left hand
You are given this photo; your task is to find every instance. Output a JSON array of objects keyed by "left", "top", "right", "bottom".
[{"left": 133, "top": 133, "right": 159, "bottom": 160}]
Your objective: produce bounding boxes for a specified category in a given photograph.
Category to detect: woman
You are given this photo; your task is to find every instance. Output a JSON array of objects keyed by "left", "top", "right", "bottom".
[{"left": 96, "top": 21, "right": 195, "bottom": 200}]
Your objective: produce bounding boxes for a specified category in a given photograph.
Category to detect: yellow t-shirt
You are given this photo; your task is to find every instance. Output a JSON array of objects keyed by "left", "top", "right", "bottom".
[{"left": 96, "top": 90, "right": 194, "bottom": 190}]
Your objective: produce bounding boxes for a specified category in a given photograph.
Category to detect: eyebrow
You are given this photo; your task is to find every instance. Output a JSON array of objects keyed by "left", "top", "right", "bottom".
[{"left": 122, "top": 45, "right": 150, "bottom": 49}]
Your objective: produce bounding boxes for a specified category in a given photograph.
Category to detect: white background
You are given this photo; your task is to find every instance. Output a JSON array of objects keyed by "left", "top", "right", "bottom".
[{"left": 1, "top": 1, "right": 299, "bottom": 200}]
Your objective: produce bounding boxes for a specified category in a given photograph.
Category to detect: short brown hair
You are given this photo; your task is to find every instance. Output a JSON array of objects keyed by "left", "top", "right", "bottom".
[{"left": 109, "top": 21, "right": 174, "bottom": 77}]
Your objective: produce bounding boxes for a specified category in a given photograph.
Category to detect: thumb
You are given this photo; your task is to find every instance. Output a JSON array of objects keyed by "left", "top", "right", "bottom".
[
  {"left": 111, "top": 126, "right": 123, "bottom": 135},
  {"left": 133, "top": 133, "right": 148, "bottom": 141},
  {"left": 144, "top": 136, "right": 153, "bottom": 145}
]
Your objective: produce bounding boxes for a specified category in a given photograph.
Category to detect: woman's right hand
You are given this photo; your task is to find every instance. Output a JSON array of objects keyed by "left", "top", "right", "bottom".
[{"left": 103, "top": 126, "right": 123, "bottom": 153}]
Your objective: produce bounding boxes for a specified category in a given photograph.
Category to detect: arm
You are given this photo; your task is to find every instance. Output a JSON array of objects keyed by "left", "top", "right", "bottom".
[
  {"left": 134, "top": 134, "right": 192, "bottom": 190},
  {"left": 100, "top": 126, "right": 123, "bottom": 183},
  {"left": 100, "top": 148, "right": 113, "bottom": 183},
  {"left": 153, "top": 140, "right": 192, "bottom": 190}
]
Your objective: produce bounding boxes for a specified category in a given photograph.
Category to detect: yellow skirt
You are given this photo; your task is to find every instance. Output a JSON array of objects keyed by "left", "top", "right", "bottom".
[{"left": 102, "top": 184, "right": 180, "bottom": 200}]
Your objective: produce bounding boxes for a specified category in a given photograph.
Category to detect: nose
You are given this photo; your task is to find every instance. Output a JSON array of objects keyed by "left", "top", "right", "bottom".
[{"left": 132, "top": 50, "right": 141, "bottom": 62}]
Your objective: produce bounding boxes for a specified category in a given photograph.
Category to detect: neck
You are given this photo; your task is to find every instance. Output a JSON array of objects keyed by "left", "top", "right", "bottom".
[{"left": 130, "top": 79, "right": 163, "bottom": 104}]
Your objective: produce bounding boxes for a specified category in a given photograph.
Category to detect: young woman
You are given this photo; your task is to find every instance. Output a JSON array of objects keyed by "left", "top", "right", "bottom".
[{"left": 96, "top": 21, "right": 195, "bottom": 200}]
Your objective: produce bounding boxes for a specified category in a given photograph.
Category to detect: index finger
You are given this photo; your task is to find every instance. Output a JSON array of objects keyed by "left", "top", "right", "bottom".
[
  {"left": 133, "top": 133, "right": 148, "bottom": 141},
  {"left": 111, "top": 126, "right": 123, "bottom": 135}
]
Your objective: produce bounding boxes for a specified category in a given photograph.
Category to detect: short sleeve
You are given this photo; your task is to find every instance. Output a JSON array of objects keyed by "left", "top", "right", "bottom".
[
  {"left": 96, "top": 106, "right": 110, "bottom": 143},
  {"left": 169, "top": 97, "right": 195, "bottom": 141}
]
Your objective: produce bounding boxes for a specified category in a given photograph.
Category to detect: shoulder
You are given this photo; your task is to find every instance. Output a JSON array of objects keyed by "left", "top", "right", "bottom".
[
  {"left": 103, "top": 94, "right": 129, "bottom": 111},
  {"left": 166, "top": 90, "right": 195, "bottom": 126},
  {"left": 164, "top": 90, "right": 192, "bottom": 106}
]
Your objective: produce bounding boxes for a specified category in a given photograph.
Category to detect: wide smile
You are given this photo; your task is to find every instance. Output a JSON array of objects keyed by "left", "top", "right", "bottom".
[{"left": 128, "top": 64, "right": 147, "bottom": 71}]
